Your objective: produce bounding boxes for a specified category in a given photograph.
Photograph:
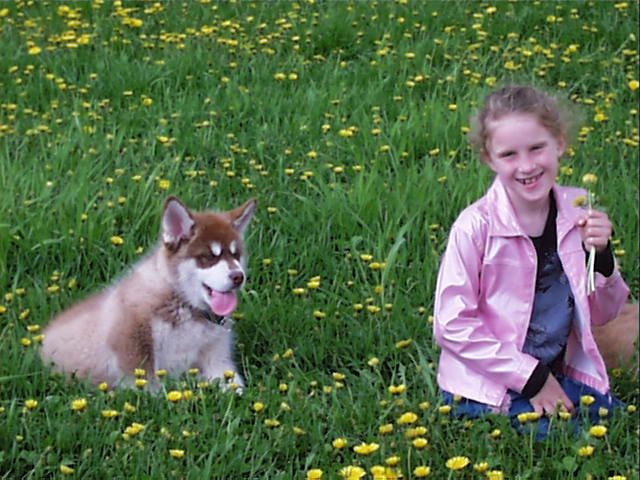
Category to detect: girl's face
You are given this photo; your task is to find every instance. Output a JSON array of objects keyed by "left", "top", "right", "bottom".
[{"left": 485, "top": 112, "right": 566, "bottom": 214}]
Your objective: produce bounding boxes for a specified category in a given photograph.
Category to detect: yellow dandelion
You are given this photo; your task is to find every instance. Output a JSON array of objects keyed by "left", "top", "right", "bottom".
[
  {"left": 446, "top": 456, "right": 470, "bottom": 471},
  {"left": 169, "top": 449, "right": 185, "bottom": 459},
  {"left": 379, "top": 423, "right": 394, "bottom": 434},
  {"left": 167, "top": 391, "right": 183, "bottom": 402},
  {"left": 414, "top": 465, "right": 431, "bottom": 477},
  {"left": 385, "top": 456, "right": 401, "bottom": 466},
  {"left": 406, "top": 426, "right": 428, "bottom": 439},
  {"left": 589, "top": 425, "right": 607, "bottom": 437},
  {"left": 101, "top": 409, "right": 119, "bottom": 418},
  {"left": 252, "top": 402, "right": 264, "bottom": 413},
  {"left": 264, "top": 419, "right": 280, "bottom": 428},
  {"left": 582, "top": 173, "right": 598, "bottom": 185},
  {"left": 474, "top": 462, "right": 489, "bottom": 472},
  {"left": 487, "top": 471, "right": 504, "bottom": 480},
  {"left": 573, "top": 195, "right": 587, "bottom": 207},
  {"left": 28, "top": 46, "right": 42, "bottom": 55},
  {"left": 71, "top": 398, "right": 88, "bottom": 412},
  {"left": 438, "top": 405, "right": 452, "bottom": 414},
  {"left": 24, "top": 399, "right": 38, "bottom": 410},
  {"left": 98, "top": 382, "right": 109, "bottom": 392},
  {"left": 629, "top": 80, "right": 639, "bottom": 91},
  {"left": 332, "top": 437, "right": 348, "bottom": 449},
  {"left": 353, "top": 442, "right": 379, "bottom": 455},
  {"left": 397, "top": 412, "right": 418, "bottom": 424},
  {"left": 581, "top": 395, "right": 596, "bottom": 406},
  {"left": 59, "top": 465, "right": 75, "bottom": 475},
  {"left": 578, "top": 445, "right": 595, "bottom": 457},
  {"left": 388, "top": 384, "right": 407, "bottom": 394},
  {"left": 339, "top": 466, "right": 366, "bottom": 479},
  {"left": 111, "top": 236, "right": 124, "bottom": 246},
  {"left": 135, "top": 378, "right": 147, "bottom": 388},
  {"left": 395, "top": 339, "right": 412, "bottom": 349},
  {"left": 413, "top": 437, "right": 428, "bottom": 449},
  {"left": 307, "top": 469, "right": 323, "bottom": 480}
]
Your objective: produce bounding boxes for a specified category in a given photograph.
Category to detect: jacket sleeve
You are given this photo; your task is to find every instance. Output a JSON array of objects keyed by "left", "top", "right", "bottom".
[
  {"left": 433, "top": 219, "right": 539, "bottom": 394},
  {"left": 589, "top": 263, "right": 630, "bottom": 327}
]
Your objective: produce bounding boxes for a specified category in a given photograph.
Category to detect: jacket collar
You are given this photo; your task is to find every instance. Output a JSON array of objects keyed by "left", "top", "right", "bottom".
[{"left": 486, "top": 177, "right": 583, "bottom": 240}]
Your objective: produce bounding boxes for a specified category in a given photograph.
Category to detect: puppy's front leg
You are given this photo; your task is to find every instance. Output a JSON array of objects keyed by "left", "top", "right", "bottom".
[{"left": 198, "top": 329, "right": 244, "bottom": 392}]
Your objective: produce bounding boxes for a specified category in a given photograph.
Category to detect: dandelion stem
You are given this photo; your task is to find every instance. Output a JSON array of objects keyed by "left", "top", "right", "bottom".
[{"left": 586, "top": 190, "right": 596, "bottom": 295}]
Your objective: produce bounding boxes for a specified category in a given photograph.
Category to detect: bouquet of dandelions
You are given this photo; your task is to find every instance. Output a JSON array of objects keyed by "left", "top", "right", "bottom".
[{"left": 580, "top": 173, "right": 598, "bottom": 295}]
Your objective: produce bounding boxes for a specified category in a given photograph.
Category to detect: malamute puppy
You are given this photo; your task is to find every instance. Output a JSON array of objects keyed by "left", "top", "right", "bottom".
[{"left": 40, "top": 196, "right": 256, "bottom": 389}]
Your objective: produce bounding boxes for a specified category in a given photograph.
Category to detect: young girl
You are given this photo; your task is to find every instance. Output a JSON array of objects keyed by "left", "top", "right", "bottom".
[{"left": 433, "top": 85, "right": 630, "bottom": 438}]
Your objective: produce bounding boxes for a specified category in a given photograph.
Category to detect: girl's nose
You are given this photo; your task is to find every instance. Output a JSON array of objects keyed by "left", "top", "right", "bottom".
[{"left": 517, "top": 153, "right": 536, "bottom": 172}]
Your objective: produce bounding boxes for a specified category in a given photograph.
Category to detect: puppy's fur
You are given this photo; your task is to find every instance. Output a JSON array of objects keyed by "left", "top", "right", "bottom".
[
  {"left": 593, "top": 303, "right": 639, "bottom": 371},
  {"left": 41, "top": 196, "right": 256, "bottom": 389}
]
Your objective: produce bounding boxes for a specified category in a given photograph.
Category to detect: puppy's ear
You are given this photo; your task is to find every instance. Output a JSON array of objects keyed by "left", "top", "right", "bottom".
[
  {"left": 162, "top": 196, "right": 195, "bottom": 252},
  {"left": 229, "top": 198, "right": 256, "bottom": 235}
]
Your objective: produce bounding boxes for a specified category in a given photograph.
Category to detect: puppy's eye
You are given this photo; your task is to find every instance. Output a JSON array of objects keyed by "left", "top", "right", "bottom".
[{"left": 197, "top": 253, "right": 216, "bottom": 265}]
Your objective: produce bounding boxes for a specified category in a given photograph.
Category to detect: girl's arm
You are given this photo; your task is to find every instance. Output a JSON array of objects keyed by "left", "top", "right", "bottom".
[{"left": 433, "top": 221, "right": 539, "bottom": 395}]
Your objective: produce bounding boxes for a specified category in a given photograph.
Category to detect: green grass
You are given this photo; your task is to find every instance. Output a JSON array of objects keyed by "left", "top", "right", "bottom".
[{"left": 0, "top": 1, "right": 638, "bottom": 479}]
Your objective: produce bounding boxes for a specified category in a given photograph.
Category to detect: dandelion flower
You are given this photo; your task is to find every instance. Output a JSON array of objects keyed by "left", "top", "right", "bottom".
[
  {"left": 379, "top": 424, "right": 394, "bottom": 435},
  {"left": 59, "top": 465, "right": 75, "bottom": 475},
  {"left": 339, "top": 466, "right": 366, "bottom": 479},
  {"left": 629, "top": 80, "right": 639, "bottom": 91},
  {"left": 397, "top": 412, "right": 418, "bottom": 424},
  {"left": 573, "top": 195, "right": 587, "bottom": 207},
  {"left": 446, "top": 456, "right": 470, "bottom": 471},
  {"left": 474, "top": 462, "right": 489, "bottom": 472},
  {"left": 332, "top": 437, "right": 348, "bottom": 449},
  {"left": 71, "top": 398, "right": 88, "bottom": 411},
  {"left": 582, "top": 173, "right": 598, "bottom": 184},
  {"left": 589, "top": 425, "right": 607, "bottom": 437},
  {"left": 487, "top": 471, "right": 504, "bottom": 480},
  {"left": 581, "top": 395, "right": 595, "bottom": 406},
  {"left": 414, "top": 465, "right": 431, "bottom": 477},
  {"left": 388, "top": 384, "right": 406, "bottom": 394},
  {"left": 252, "top": 402, "right": 264, "bottom": 413},
  {"left": 353, "top": 442, "right": 379, "bottom": 455},
  {"left": 25, "top": 399, "right": 38, "bottom": 410},
  {"left": 111, "top": 236, "right": 124, "bottom": 246},
  {"left": 167, "top": 391, "right": 183, "bottom": 402},
  {"left": 578, "top": 445, "right": 595, "bottom": 457},
  {"left": 101, "top": 410, "right": 119, "bottom": 418},
  {"left": 169, "top": 449, "right": 185, "bottom": 459},
  {"left": 395, "top": 339, "right": 412, "bottom": 349},
  {"left": 413, "top": 437, "right": 428, "bottom": 449},
  {"left": 307, "top": 469, "right": 323, "bottom": 480},
  {"left": 406, "top": 426, "right": 427, "bottom": 439}
]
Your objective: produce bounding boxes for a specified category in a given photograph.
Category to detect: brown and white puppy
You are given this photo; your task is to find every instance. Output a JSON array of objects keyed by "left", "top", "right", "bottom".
[{"left": 40, "top": 196, "right": 256, "bottom": 389}]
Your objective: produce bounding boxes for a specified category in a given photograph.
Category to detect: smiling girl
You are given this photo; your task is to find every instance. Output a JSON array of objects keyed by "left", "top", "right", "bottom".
[{"left": 433, "top": 85, "right": 630, "bottom": 439}]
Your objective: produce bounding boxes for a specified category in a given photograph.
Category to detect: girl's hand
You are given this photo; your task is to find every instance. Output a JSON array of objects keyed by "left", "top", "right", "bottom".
[
  {"left": 530, "top": 373, "right": 574, "bottom": 415},
  {"left": 575, "top": 209, "right": 612, "bottom": 253}
]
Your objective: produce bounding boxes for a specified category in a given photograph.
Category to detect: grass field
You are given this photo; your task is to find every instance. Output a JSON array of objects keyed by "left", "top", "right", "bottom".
[{"left": 0, "top": 1, "right": 638, "bottom": 479}]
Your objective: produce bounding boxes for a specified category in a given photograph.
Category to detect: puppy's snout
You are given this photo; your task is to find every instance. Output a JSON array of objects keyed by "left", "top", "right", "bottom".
[{"left": 230, "top": 271, "right": 244, "bottom": 288}]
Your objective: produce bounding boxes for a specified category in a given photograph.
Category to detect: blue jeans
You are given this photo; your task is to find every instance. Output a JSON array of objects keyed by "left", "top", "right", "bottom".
[{"left": 442, "top": 374, "right": 623, "bottom": 441}]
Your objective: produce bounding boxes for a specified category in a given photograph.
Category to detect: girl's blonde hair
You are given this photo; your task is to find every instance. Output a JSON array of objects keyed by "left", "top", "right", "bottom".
[{"left": 469, "top": 85, "right": 576, "bottom": 162}]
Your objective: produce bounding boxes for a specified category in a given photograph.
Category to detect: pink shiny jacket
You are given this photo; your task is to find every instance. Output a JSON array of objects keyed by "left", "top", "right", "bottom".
[{"left": 434, "top": 178, "right": 630, "bottom": 410}]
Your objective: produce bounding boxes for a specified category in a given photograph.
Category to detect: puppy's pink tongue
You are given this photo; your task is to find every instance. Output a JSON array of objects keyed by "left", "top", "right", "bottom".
[{"left": 210, "top": 290, "right": 237, "bottom": 317}]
